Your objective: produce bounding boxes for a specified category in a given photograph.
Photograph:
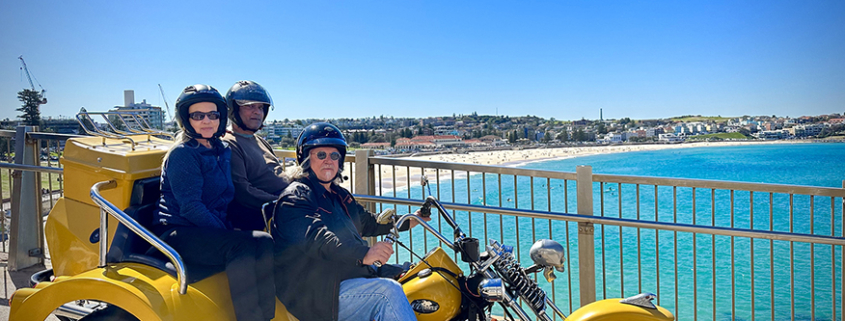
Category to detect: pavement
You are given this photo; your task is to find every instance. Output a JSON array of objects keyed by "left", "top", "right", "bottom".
[{"left": 1, "top": 245, "right": 59, "bottom": 321}]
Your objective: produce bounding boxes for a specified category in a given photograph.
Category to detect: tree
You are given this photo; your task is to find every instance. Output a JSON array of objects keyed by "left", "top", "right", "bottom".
[
  {"left": 17, "top": 89, "right": 43, "bottom": 126},
  {"left": 508, "top": 131, "right": 517, "bottom": 144},
  {"left": 596, "top": 122, "right": 608, "bottom": 134},
  {"left": 280, "top": 136, "right": 296, "bottom": 148},
  {"left": 573, "top": 128, "right": 587, "bottom": 141},
  {"left": 556, "top": 131, "right": 569, "bottom": 142}
]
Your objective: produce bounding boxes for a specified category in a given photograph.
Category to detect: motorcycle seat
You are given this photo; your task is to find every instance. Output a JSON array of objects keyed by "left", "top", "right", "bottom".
[{"left": 106, "top": 177, "right": 223, "bottom": 283}]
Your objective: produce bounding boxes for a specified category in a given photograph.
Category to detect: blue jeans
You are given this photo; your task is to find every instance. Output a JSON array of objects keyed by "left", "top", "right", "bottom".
[{"left": 338, "top": 277, "right": 416, "bottom": 321}]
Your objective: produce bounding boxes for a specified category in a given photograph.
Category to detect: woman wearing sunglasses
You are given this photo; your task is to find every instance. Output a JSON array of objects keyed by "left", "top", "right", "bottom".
[
  {"left": 154, "top": 84, "right": 275, "bottom": 321},
  {"left": 271, "top": 122, "right": 429, "bottom": 321}
]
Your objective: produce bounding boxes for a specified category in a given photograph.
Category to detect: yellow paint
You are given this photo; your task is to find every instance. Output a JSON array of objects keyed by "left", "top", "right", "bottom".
[
  {"left": 48, "top": 136, "right": 170, "bottom": 278},
  {"left": 566, "top": 298, "right": 675, "bottom": 321},
  {"left": 11, "top": 263, "right": 296, "bottom": 321},
  {"left": 400, "top": 247, "right": 463, "bottom": 321}
]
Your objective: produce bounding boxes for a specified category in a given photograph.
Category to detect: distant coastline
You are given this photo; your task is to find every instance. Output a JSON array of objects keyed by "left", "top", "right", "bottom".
[
  {"left": 406, "top": 139, "right": 820, "bottom": 167},
  {"left": 370, "top": 139, "right": 830, "bottom": 191}
]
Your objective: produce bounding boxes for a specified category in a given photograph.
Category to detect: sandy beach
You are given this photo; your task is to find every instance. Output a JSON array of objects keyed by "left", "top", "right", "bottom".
[{"left": 366, "top": 140, "right": 812, "bottom": 193}]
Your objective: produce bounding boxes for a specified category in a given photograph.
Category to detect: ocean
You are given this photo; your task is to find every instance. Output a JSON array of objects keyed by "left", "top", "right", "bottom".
[{"left": 387, "top": 143, "right": 845, "bottom": 320}]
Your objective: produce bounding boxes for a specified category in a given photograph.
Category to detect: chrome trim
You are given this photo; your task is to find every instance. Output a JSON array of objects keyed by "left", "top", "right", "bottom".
[
  {"left": 544, "top": 297, "right": 567, "bottom": 319},
  {"left": 501, "top": 290, "right": 533, "bottom": 321},
  {"left": 529, "top": 239, "right": 566, "bottom": 272},
  {"left": 76, "top": 108, "right": 138, "bottom": 149},
  {"left": 620, "top": 293, "right": 658, "bottom": 309},
  {"left": 91, "top": 180, "right": 188, "bottom": 295},
  {"left": 394, "top": 213, "right": 456, "bottom": 251},
  {"left": 478, "top": 278, "right": 506, "bottom": 302}
]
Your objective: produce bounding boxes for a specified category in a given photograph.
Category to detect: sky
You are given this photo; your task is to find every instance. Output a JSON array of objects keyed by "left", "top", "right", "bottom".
[{"left": 2, "top": 1, "right": 844, "bottom": 123}]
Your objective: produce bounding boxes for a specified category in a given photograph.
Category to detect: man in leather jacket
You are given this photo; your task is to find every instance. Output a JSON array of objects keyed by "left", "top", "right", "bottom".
[{"left": 272, "top": 122, "right": 427, "bottom": 321}]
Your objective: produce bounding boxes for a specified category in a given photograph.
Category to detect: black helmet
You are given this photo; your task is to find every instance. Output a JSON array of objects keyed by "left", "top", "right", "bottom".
[
  {"left": 226, "top": 80, "right": 273, "bottom": 132},
  {"left": 296, "top": 122, "right": 348, "bottom": 174},
  {"left": 175, "top": 84, "right": 228, "bottom": 139}
]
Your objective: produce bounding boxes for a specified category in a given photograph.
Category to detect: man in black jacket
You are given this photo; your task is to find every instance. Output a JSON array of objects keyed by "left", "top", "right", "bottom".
[{"left": 272, "top": 122, "right": 428, "bottom": 321}]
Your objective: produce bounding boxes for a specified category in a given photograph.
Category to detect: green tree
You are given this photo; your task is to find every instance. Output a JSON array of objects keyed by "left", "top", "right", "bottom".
[
  {"left": 556, "top": 131, "right": 569, "bottom": 142},
  {"left": 17, "top": 89, "right": 43, "bottom": 126},
  {"left": 596, "top": 122, "right": 608, "bottom": 134},
  {"left": 573, "top": 128, "right": 586, "bottom": 141},
  {"left": 280, "top": 136, "right": 296, "bottom": 148}
]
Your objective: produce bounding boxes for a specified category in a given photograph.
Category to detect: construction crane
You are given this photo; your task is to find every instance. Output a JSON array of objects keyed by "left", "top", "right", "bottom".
[
  {"left": 18, "top": 55, "right": 48, "bottom": 104},
  {"left": 158, "top": 84, "right": 173, "bottom": 121}
]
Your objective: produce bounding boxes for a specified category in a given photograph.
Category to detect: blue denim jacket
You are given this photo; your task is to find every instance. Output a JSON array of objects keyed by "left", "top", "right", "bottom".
[{"left": 155, "top": 139, "right": 233, "bottom": 230}]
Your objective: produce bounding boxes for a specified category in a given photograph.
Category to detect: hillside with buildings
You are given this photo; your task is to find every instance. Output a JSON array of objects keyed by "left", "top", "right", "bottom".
[
  {"left": 257, "top": 112, "right": 845, "bottom": 154},
  {"left": 4, "top": 97, "right": 842, "bottom": 155}
]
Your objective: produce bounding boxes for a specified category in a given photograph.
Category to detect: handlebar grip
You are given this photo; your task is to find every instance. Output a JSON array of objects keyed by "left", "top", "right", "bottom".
[
  {"left": 419, "top": 197, "right": 434, "bottom": 218},
  {"left": 419, "top": 205, "right": 431, "bottom": 218}
]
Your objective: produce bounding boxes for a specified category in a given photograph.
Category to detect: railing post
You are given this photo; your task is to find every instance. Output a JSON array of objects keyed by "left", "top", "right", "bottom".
[
  {"left": 355, "top": 149, "right": 377, "bottom": 245},
  {"left": 9, "top": 125, "right": 44, "bottom": 270},
  {"left": 576, "top": 165, "right": 596, "bottom": 306}
]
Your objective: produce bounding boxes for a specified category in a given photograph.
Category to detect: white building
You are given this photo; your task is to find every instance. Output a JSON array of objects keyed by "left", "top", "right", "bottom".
[
  {"left": 111, "top": 90, "right": 166, "bottom": 129},
  {"left": 754, "top": 130, "right": 788, "bottom": 140},
  {"left": 659, "top": 133, "right": 683, "bottom": 143}
]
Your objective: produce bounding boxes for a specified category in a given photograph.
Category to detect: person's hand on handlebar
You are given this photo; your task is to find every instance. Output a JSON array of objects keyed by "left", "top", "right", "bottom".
[
  {"left": 408, "top": 209, "right": 432, "bottom": 229},
  {"left": 363, "top": 241, "right": 394, "bottom": 266}
]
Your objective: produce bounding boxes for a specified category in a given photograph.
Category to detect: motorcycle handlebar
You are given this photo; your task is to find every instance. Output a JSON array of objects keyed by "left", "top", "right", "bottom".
[
  {"left": 421, "top": 196, "right": 466, "bottom": 241},
  {"left": 394, "top": 213, "right": 457, "bottom": 251}
]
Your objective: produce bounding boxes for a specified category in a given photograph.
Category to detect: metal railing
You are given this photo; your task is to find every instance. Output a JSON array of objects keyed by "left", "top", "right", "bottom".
[
  {"left": 350, "top": 153, "right": 845, "bottom": 321},
  {"left": 4, "top": 125, "right": 844, "bottom": 320},
  {"left": 0, "top": 128, "right": 78, "bottom": 271},
  {"left": 91, "top": 180, "right": 188, "bottom": 294}
]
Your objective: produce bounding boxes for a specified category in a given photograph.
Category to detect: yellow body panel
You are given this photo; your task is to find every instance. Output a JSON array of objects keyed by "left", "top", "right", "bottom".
[
  {"left": 399, "top": 247, "right": 463, "bottom": 321},
  {"left": 61, "top": 136, "right": 171, "bottom": 209},
  {"left": 49, "top": 136, "right": 171, "bottom": 278},
  {"left": 45, "top": 197, "right": 120, "bottom": 277},
  {"left": 566, "top": 298, "right": 675, "bottom": 321},
  {"left": 10, "top": 263, "right": 296, "bottom": 321}
]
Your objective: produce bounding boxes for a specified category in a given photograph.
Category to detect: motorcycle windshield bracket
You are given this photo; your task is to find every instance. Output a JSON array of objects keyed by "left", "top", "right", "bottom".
[{"left": 620, "top": 293, "right": 658, "bottom": 309}]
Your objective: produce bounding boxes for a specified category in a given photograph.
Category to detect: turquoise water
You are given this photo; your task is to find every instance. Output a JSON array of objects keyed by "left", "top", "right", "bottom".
[{"left": 386, "top": 143, "right": 845, "bottom": 320}]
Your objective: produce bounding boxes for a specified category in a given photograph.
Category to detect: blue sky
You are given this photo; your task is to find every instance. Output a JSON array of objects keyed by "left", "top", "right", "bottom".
[{"left": 2, "top": 1, "right": 843, "bottom": 122}]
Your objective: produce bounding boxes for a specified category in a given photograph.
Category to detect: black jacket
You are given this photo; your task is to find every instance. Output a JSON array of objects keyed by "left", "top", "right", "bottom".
[{"left": 272, "top": 174, "right": 395, "bottom": 321}]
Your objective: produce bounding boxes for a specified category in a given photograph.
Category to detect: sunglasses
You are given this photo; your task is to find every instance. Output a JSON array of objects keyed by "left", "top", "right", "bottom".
[
  {"left": 313, "top": 151, "right": 341, "bottom": 161},
  {"left": 189, "top": 111, "right": 221, "bottom": 121}
]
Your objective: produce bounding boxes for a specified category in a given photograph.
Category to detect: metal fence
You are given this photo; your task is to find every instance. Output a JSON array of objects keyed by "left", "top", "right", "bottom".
[
  {"left": 4, "top": 131, "right": 844, "bottom": 320},
  {"left": 0, "top": 128, "right": 77, "bottom": 272},
  {"left": 348, "top": 152, "right": 845, "bottom": 321}
]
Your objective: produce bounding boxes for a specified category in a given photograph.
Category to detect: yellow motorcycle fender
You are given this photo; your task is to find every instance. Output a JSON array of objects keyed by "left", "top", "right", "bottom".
[
  {"left": 10, "top": 268, "right": 165, "bottom": 321},
  {"left": 10, "top": 263, "right": 298, "bottom": 321},
  {"left": 565, "top": 298, "right": 675, "bottom": 321}
]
